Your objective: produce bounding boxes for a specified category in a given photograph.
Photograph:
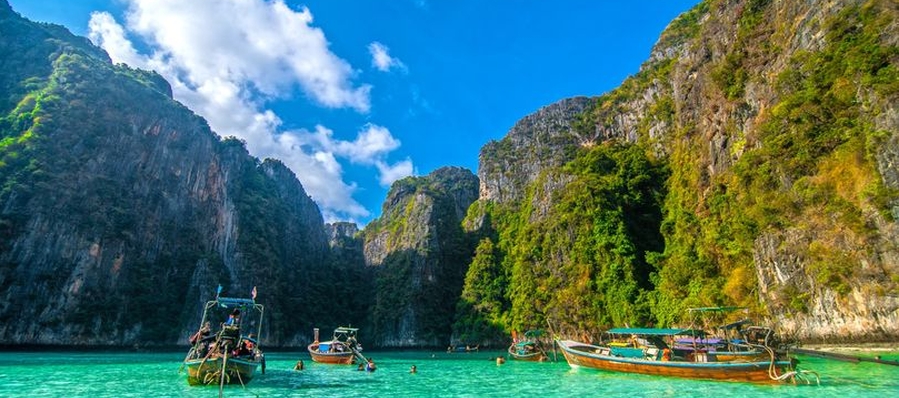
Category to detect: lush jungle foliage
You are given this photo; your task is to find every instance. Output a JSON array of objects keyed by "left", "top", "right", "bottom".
[
  {"left": 455, "top": 0, "right": 897, "bottom": 339},
  {"left": 456, "top": 143, "right": 669, "bottom": 338}
]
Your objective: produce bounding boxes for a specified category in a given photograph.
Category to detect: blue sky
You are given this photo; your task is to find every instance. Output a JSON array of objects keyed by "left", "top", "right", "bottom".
[{"left": 9, "top": 0, "right": 698, "bottom": 225}]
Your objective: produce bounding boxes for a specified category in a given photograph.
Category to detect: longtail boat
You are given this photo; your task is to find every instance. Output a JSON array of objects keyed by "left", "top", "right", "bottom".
[
  {"left": 556, "top": 328, "right": 818, "bottom": 384},
  {"left": 308, "top": 326, "right": 367, "bottom": 364},
  {"left": 182, "top": 288, "right": 266, "bottom": 389},
  {"left": 508, "top": 330, "right": 549, "bottom": 362},
  {"left": 679, "top": 307, "right": 775, "bottom": 362}
]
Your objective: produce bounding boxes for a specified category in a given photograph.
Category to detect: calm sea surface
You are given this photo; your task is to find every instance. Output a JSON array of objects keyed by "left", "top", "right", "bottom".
[{"left": 0, "top": 349, "right": 897, "bottom": 397}]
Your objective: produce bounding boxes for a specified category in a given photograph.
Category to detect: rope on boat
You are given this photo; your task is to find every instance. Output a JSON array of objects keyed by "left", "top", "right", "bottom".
[{"left": 759, "top": 343, "right": 820, "bottom": 385}]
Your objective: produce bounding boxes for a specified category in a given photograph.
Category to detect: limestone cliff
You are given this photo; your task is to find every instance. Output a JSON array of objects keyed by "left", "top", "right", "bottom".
[
  {"left": 362, "top": 167, "right": 479, "bottom": 347},
  {"left": 473, "top": 0, "right": 899, "bottom": 341},
  {"left": 0, "top": 2, "right": 330, "bottom": 347}
]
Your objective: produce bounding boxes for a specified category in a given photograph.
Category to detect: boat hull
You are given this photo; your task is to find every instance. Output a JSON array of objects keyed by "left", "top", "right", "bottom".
[
  {"left": 308, "top": 343, "right": 357, "bottom": 364},
  {"left": 186, "top": 357, "right": 259, "bottom": 386},
  {"left": 508, "top": 345, "right": 548, "bottom": 362},
  {"left": 713, "top": 350, "right": 770, "bottom": 362},
  {"left": 557, "top": 340, "right": 791, "bottom": 383}
]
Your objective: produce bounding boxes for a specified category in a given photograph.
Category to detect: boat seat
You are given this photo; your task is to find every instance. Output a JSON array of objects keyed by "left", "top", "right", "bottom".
[{"left": 645, "top": 347, "right": 660, "bottom": 360}]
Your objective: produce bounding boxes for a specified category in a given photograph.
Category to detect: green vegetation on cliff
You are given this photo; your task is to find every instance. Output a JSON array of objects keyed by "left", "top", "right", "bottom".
[
  {"left": 461, "top": 0, "right": 898, "bottom": 339},
  {"left": 458, "top": 143, "right": 668, "bottom": 336}
]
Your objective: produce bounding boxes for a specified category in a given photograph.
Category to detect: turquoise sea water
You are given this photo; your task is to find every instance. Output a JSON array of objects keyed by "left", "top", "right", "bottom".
[{"left": 0, "top": 349, "right": 897, "bottom": 397}]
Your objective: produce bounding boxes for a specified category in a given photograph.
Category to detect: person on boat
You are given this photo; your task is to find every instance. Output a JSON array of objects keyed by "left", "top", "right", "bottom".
[
  {"left": 245, "top": 333, "right": 257, "bottom": 351},
  {"left": 225, "top": 309, "right": 240, "bottom": 326},
  {"left": 189, "top": 322, "right": 213, "bottom": 357},
  {"left": 410, "top": 365, "right": 417, "bottom": 373},
  {"left": 236, "top": 337, "right": 254, "bottom": 358},
  {"left": 190, "top": 322, "right": 212, "bottom": 345},
  {"left": 662, "top": 348, "right": 672, "bottom": 361},
  {"left": 365, "top": 358, "right": 377, "bottom": 372},
  {"left": 294, "top": 360, "right": 304, "bottom": 371}
]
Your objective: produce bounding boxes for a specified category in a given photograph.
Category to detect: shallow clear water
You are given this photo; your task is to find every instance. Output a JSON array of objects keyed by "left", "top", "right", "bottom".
[{"left": 0, "top": 349, "right": 897, "bottom": 397}]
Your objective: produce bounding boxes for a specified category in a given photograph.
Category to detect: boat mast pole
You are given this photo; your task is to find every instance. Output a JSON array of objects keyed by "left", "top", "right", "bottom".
[{"left": 219, "top": 348, "right": 229, "bottom": 398}]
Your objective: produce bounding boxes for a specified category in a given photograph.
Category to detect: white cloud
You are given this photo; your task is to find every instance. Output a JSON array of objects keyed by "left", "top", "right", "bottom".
[
  {"left": 376, "top": 159, "right": 415, "bottom": 187},
  {"left": 307, "top": 124, "right": 415, "bottom": 185},
  {"left": 368, "top": 42, "right": 407, "bottom": 73},
  {"left": 87, "top": 0, "right": 415, "bottom": 222}
]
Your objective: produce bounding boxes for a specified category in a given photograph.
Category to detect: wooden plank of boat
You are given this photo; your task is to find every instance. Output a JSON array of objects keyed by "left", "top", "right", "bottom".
[
  {"left": 556, "top": 339, "right": 793, "bottom": 383},
  {"left": 185, "top": 356, "right": 260, "bottom": 386}
]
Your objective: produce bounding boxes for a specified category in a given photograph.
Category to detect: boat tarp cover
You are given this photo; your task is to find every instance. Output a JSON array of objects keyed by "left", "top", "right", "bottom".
[
  {"left": 607, "top": 328, "right": 703, "bottom": 336},
  {"left": 676, "top": 337, "right": 724, "bottom": 344},
  {"left": 216, "top": 297, "right": 256, "bottom": 307},
  {"left": 319, "top": 342, "right": 331, "bottom": 352}
]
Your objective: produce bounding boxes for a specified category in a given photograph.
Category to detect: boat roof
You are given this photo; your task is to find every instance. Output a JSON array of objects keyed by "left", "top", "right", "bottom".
[
  {"left": 214, "top": 297, "right": 257, "bottom": 307},
  {"left": 334, "top": 327, "right": 358, "bottom": 333},
  {"left": 607, "top": 328, "right": 704, "bottom": 336}
]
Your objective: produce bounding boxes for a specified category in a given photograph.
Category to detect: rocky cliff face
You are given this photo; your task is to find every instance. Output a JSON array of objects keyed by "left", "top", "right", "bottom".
[
  {"left": 475, "top": 0, "right": 899, "bottom": 341},
  {"left": 362, "top": 167, "right": 479, "bottom": 347},
  {"left": 0, "top": 2, "right": 330, "bottom": 347},
  {"left": 478, "top": 97, "right": 593, "bottom": 205}
]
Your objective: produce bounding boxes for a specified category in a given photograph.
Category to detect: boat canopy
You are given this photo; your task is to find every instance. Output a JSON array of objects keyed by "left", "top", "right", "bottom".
[
  {"left": 215, "top": 297, "right": 256, "bottom": 308},
  {"left": 334, "top": 327, "right": 358, "bottom": 334},
  {"left": 607, "top": 328, "right": 704, "bottom": 336},
  {"left": 675, "top": 337, "right": 724, "bottom": 344}
]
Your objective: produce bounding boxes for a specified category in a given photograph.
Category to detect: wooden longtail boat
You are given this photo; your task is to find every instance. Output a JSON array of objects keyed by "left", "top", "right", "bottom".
[
  {"left": 680, "top": 307, "right": 777, "bottom": 362},
  {"left": 508, "top": 330, "right": 549, "bottom": 362},
  {"left": 556, "top": 327, "right": 815, "bottom": 384},
  {"left": 308, "top": 327, "right": 367, "bottom": 364},
  {"left": 182, "top": 289, "right": 265, "bottom": 389}
]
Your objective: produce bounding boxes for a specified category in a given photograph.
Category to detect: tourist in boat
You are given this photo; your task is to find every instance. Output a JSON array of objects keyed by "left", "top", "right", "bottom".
[
  {"left": 225, "top": 309, "right": 240, "bottom": 326},
  {"left": 662, "top": 347, "right": 672, "bottom": 361},
  {"left": 236, "top": 336, "right": 255, "bottom": 358},
  {"left": 189, "top": 322, "right": 213, "bottom": 357},
  {"left": 190, "top": 322, "right": 212, "bottom": 345}
]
